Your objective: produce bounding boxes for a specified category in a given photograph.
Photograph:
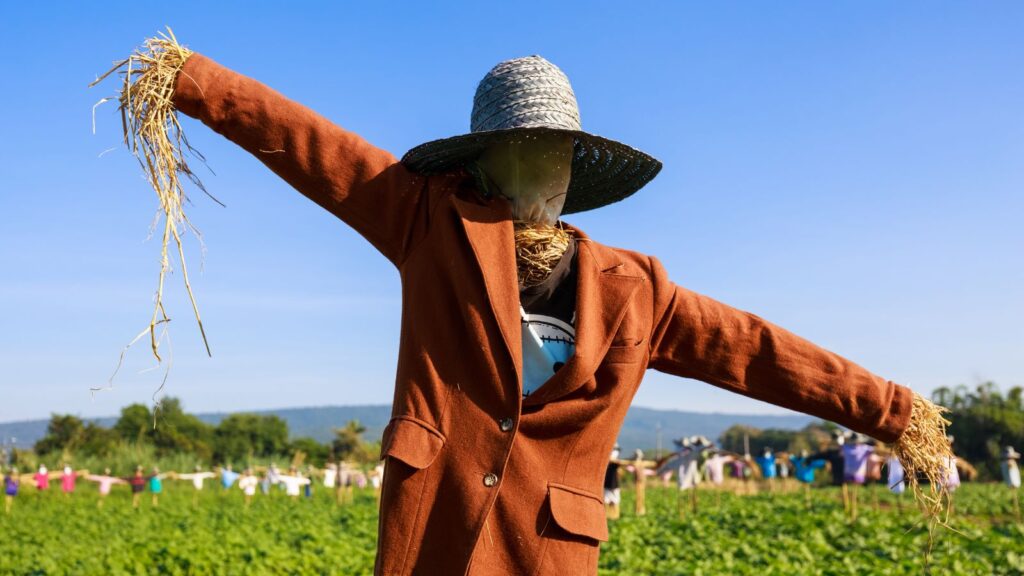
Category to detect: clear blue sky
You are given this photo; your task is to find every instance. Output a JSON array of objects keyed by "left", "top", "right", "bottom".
[{"left": 1, "top": 2, "right": 1021, "bottom": 423}]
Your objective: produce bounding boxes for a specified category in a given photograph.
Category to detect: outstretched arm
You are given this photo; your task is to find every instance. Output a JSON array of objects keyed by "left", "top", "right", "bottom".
[
  {"left": 171, "top": 53, "right": 435, "bottom": 266},
  {"left": 646, "top": 256, "right": 913, "bottom": 444}
]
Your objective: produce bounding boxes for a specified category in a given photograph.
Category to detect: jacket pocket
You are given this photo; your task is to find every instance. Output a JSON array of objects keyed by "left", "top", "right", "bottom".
[
  {"left": 376, "top": 416, "right": 446, "bottom": 576},
  {"left": 546, "top": 482, "right": 609, "bottom": 542},
  {"left": 380, "top": 415, "right": 446, "bottom": 469},
  {"left": 602, "top": 338, "right": 647, "bottom": 365}
]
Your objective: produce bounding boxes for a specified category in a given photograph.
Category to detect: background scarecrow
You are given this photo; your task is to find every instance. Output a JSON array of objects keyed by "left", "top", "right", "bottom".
[{"left": 96, "top": 31, "right": 953, "bottom": 575}]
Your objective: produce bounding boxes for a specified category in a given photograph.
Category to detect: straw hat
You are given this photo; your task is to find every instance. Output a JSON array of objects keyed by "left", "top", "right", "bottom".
[{"left": 401, "top": 55, "right": 662, "bottom": 214}]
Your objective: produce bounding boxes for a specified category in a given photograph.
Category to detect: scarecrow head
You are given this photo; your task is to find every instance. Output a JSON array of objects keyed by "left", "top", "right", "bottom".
[
  {"left": 833, "top": 430, "right": 847, "bottom": 446},
  {"left": 402, "top": 55, "right": 662, "bottom": 285}
]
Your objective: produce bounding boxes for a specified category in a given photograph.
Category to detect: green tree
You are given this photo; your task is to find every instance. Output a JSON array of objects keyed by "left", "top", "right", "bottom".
[
  {"left": 113, "top": 403, "right": 151, "bottom": 443},
  {"left": 718, "top": 422, "right": 838, "bottom": 455},
  {"left": 34, "top": 414, "right": 87, "bottom": 456},
  {"left": 149, "top": 397, "right": 214, "bottom": 460},
  {"left": 289, "top": 437, "right": 330, "bottom": 468},
  {"left": 934, "top": 381, "right": 1024, "bottom": 480},
  {"left": 34, "top": 414, "right": 118, "bottom": 459},
  {"left": 213, "top": 414, "right": 289, "bottom": 464},
  {"left": 332, "top": 420, "right": 371, "bottom": 462}
]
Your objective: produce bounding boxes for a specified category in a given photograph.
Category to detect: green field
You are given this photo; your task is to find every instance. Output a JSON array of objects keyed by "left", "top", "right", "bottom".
[{"left": 0, "top": 482, "right": 1021, "bottom": 575}]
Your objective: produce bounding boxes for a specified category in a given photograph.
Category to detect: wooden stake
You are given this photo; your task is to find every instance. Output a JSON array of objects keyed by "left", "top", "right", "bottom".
[
  {"left": 1013, "top": 489, "right": 1021, "bottom": 523},
  {"left": 851, "top": 484, "right": 859, "bottom": 522}
]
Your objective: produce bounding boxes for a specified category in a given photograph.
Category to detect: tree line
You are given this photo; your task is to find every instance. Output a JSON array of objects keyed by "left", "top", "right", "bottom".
[
  {"left": 716, "top": 381, "right": 1022, "bottom": 481},
  {"left": 24, "top": 397, "right": 378, "bottom": 468}
]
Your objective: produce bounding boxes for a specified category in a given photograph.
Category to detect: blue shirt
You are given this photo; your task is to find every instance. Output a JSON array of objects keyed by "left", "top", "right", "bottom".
[
  {"left": 790, "top": 456, "right": 825, "bottom": 483},
  {"left": 756, "top": 454, "right": 777, "bottom": 479}
]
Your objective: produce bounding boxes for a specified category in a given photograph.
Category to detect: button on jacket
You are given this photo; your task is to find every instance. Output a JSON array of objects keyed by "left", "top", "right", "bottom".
[{"left": 172, "top": 53, "right": 914, "bottom": 576}]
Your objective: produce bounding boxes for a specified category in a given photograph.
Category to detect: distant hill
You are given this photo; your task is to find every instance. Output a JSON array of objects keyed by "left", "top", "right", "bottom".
[{"left": 0, "top": 405, "right": 813, "bottom": 454}]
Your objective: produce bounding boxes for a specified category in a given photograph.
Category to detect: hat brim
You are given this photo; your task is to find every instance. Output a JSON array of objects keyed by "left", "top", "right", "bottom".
[{"left": 400, "top": 127, "right": 662, "bottom": 215}]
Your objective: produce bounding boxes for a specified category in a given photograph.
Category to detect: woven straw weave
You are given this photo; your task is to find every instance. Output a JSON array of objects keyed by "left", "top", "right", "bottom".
[{"left": 401, "top": 55, "right": 661, "bottom": 214}]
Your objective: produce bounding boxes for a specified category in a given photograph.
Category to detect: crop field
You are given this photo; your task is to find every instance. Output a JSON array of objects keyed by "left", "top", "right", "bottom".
[{"left": 0, "top": 482, "right": 1020, "bottom": 575}]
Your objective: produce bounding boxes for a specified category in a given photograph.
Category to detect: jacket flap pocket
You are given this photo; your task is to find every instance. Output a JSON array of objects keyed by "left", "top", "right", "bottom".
[
  {"left": 547, "top": 482, "right": 609, "bottom": 542},
  {"left": 380, "top": 416, "right": 445, "bottom": 470}
]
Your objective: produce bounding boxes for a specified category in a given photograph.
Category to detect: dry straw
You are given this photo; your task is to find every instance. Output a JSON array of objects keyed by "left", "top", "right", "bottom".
[
  {"left": 891, "top": 392, "right": 955, "bottom": 560},
  {"left": 514, "top": 222, "right": 572, "bottom": 288},
  {"left": 90, "top": 27, "right": 212, "bottom": 369}
]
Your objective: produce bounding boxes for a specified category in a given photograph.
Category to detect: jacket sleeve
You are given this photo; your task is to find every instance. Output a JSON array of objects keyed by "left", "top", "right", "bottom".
[
  {"left": 171, "top": 53, "right": 431, "bottom": 266},
  {"left": 646, "top": 256, "right": 913, "bottom": 443}
]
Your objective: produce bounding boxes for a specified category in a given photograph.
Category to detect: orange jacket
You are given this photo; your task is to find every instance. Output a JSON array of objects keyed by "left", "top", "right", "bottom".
[{"left": 173, "top": 53, "right": 913, "bottom": 576}]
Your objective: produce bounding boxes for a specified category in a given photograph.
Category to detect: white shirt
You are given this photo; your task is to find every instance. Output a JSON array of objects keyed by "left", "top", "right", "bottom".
[
  {"left": 178, "top": 472, "right": 216, "bottom": 490},
  {"left": 238, "top": 475, "right": 259, "bottom": 496},
  {"left": 278, "top": 475, "right": 311, "bottom": 496}
]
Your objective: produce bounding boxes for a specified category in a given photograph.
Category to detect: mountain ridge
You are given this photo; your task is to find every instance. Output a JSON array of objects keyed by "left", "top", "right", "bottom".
[{"left": 0, "top": 404, "right": 815, "bottom": 454}]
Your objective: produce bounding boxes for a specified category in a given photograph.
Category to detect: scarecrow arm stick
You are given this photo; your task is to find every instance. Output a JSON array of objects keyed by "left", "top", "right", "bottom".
[
  {"left": 645, "top": 256, "right": 951, "bottom": 516},
  {"left": 646, "top": 255, "right": 912, "bottom": 442},
  {"left": 171, "top": 52, "right": 434, "bottom": 266}
]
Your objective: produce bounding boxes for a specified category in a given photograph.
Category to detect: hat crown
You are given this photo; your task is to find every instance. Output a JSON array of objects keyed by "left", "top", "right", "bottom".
[{"left": 471, "top": 55, "right": 581, "bottom": 133}]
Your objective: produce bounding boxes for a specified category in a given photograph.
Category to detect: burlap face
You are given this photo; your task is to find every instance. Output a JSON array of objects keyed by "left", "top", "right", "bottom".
[{"left": 475, "top": 133, "right": 574, "bottom": 225}]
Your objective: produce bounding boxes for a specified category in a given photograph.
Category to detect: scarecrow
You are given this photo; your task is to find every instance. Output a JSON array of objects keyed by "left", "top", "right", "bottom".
[{"left": 95, "top": 30, "right": 954, "bottom": 575}]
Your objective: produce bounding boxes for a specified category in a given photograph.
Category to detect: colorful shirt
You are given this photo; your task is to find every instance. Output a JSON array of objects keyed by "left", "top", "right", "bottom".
[
  {"left": 659, "top": 449, "right": 703, "bottom": 490},
  {"left": 221, "top": 469, "right": 241, "bottom": 488},
  {"left": 604, "top": 462, "right": 620, "bottom": 491},
  {"left": 756, "top": 454, "right": 777, "bottom": 479},
  {"left": 149, "top": 475, "right": 163, "bottom": 494},
  {"left": 127, "top": 475, "right": 148, "bottom": 493},
  {"left": 704, "top": 455, "right": 731, "bottom": 485},
  {"left": 519, "top": 239, "right": 577, "bottom": 397},
  {"left": 943, "top": 457, "right": 961, "bottom": 491},
  {"left": 239, "top": 475, "right": 259, "bottom": 496},
  {"left": 279, "top": 475, "right": 311, "bottom": 496},
  {"left": 790, "top": 456, "right": 825, "bottom": 484},
  {"left": 842, "top": 444, "right": 874, "bottom": 484},
  {"left": 323, "top": 467, "right": 338, "bottom": 488},
  {"left": 1003, "top": 460, "right": 1021, "bottom": 489},
  {"left": 61, "top": 470, "right": 76, "bottom": 493},
  {"left": 86, "top": 475, "right": 124, "bottom": 496},
  {"left": 887, "top": 456, "right": 905, "bottom": 494},
  {"left": 4, "top": 475, "right": 18, "bottom": 496},
  {"left": 809, "top": 448, "right": 845, "bottom": 486},
  {"left": 178, "top": 472, "right": 216, "bottom": 490}
]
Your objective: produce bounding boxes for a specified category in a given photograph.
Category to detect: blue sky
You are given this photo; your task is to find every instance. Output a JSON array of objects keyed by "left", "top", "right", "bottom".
[{"left": 1, "top": 2, "right": 1021, "bottom": 423}]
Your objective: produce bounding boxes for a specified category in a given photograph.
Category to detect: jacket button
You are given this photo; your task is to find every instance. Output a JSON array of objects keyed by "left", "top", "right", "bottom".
[
  {"left": 498, "top": 418, "right": 514, "bottom": 432},
  {"left": 483, "top": 473, "right": 498, "bottom": 487}
]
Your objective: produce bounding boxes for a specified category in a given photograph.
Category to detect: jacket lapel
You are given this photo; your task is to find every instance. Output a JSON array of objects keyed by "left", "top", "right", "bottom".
[
  {"left": 452, "top": 195, "right": 523, "bottom": 390},
  {"left": 452, "top": 197, "right": 643, "bottom": 405},
  {"left": 522, "top": 236, "right": 643, "bottom": 407}
]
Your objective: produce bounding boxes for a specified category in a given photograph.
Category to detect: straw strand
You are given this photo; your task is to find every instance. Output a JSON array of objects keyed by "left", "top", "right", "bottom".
[{"left": 90, "top": 26, "right": 210, "bottom": 366}]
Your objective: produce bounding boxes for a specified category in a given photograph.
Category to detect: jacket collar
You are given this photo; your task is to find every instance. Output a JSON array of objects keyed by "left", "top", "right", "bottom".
[{"left": 452, "top": 194, "right": 643, "bottom": 405}]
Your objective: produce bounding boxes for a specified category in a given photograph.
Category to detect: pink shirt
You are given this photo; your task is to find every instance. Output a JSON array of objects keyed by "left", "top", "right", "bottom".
[
  {"left": 62, "top": 472, "right": 76, "bottom": 493},
  {"left": 86, "top": 475, "right": 124, "bottom": 495},
  {"left": 34, "top": 473, "right": 50, "bottom": 490}
]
